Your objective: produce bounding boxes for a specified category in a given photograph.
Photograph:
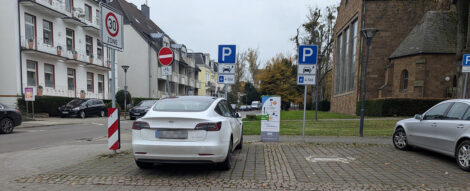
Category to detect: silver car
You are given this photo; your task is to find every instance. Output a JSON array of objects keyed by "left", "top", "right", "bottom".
[{"left": 393, "top": 99, "right": 470, "bottom": 171}]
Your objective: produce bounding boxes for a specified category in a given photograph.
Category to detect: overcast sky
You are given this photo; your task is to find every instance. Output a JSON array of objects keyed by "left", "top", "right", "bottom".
[{"left": 126, "top": 0, "right": 340, "bottom": 65}]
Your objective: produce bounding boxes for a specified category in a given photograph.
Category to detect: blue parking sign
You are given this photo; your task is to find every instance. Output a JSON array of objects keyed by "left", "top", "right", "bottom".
[
  {"left": 218, "top": 45, "right": 236, "bottom": 63},
  {"left": 463, "top": 54, "right": 470, "bottom": 66},
  {"left": 218, "top": 76, "right": 224, "bottom": 83},
  {"left": 298, "top": 45, "right": 318, "bottom": 65}
]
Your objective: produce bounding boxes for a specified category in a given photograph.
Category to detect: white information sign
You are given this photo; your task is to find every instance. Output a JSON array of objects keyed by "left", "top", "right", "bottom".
[
  {"left": 261, "top": 96, "right": 281, "bottom": 142},
  {"left": 218, "top": 64, "right": 236, "bottom": 74},
  {"left": 162, "top": 66, "right": 172, "bottom": 76},
  {"left": 218, "top": 75, "right": 235, "bottom": 85},
  {"left": 101, "top": 3, "right": 123, "bottom": 50}
]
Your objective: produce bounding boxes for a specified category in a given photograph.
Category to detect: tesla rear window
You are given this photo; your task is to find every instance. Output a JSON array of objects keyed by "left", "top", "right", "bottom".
[{"left": 153, "top": 98, "right": 215, "bottom": 112}]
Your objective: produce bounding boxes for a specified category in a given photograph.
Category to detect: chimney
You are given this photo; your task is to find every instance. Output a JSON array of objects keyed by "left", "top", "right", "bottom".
[{"left": 141, "top": 4, "right": 149, "bottom": 19}]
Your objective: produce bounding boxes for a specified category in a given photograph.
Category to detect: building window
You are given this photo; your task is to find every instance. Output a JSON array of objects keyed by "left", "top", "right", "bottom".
[
  {"left": 27, "top": 60, "right": 37, "bottom": 87},
  {"left": 44, "top": 64, "right": 54, "bottom": 88},
  {"left": 67, "top": 68, "right": 75, "bottom": 91},
  {"left": 334, "top": 33, "right": 342, "bottom": 94},
  {"left": 85, "top": 4, "right": 92, "bottom": 22},
  {"left": 96, "top": 9, "right": 100, "bottom": 25},
  {"left": 98, "top": 74, "right": 104, "bottom": 93},
  {"left": 43, "top": 20, "right": 53, "bottom": 46},
  {"left": 97, "top": 39, "right": 102, "bottom": 60},
  {"left": 87, "top": 72, "right": 94, "bottom": 92},
  {"left": 401, "top": 70, "right": 408, "bottom": 91},
  {"left": 349, "top": 20, "right": 358, "bottom": 91},
  {"left": 341, "top": 27, "right": 350, "bottom": 92},
  {"left": 66, "top": 28, "right": 74, "bottom": 51},
  {"left": 86, "top": 35, "right": 93, "bottom": 56},
  {"left": 25, "top": 13, "right": 36, "bottom": 45},
  {"left": 65, "top": 0, "right": 72, "bottom": 13}
]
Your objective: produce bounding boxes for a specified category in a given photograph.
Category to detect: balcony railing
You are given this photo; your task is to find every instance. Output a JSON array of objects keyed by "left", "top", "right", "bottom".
[{"left": 21, "top": 0, "right": 69, "bottom": 17}]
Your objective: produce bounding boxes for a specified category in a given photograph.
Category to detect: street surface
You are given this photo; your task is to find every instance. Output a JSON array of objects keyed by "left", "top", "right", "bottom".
[{"left": 1, "top": 113, "right": 470, "bottom": 190}]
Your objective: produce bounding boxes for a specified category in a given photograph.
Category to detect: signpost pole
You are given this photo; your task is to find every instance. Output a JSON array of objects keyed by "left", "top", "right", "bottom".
[
  {"left": 464, "top": 73, "right": 468, "bottom": 98},
  {"left": 167, "top": 75, "right": 170, "bottom": 97},
  {"left": 302, "top": 85, "right": 307, "bottom": 142},
  {"left": 111, "top": 48, "right": 116, "bottom": 108}
]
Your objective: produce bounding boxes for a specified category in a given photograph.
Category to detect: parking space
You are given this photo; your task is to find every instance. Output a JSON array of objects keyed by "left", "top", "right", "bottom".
[{"left": 15, "top": 141, "right": 470, "bottom": 190}]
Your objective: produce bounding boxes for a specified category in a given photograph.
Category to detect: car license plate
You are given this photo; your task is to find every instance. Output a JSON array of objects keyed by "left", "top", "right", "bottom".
[
  {"left": 134, "top": 113, "right": 140, "bottom": 115},
  {"left": 62, "top": 111, "right": 69, "bottom": 114},
  {"left": 156, "top": 130, "right": 188, "bottom": 139}
]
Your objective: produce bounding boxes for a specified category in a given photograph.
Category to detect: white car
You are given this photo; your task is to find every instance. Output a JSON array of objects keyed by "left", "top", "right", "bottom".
[{"left": 132, "top": 96, "right": 243, "bottom": 170}]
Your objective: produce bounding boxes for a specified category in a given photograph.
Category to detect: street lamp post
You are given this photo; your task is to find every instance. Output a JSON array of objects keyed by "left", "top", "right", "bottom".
[
  {"left": 315, "top": 54, "right": 324, "bottom": 121},
  {"left": 121, "top": 65, "right": 130, "bottom": 120},
  {"left": 359, "top": 28, "right": 378, "bottom": 137}
]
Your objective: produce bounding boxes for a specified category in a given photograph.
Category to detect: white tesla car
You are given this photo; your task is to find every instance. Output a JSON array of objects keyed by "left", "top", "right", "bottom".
[{"left": 132, "top": 96, "right": 243, "bottom": 170}]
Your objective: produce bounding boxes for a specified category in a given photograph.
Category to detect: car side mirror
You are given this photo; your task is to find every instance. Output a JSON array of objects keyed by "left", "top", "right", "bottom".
[
  {"left": 235, "top": 112, "right": 241, "bottom": 118},
  {"left": 414, "top": 114, "right": 423, "bottom": 121}
]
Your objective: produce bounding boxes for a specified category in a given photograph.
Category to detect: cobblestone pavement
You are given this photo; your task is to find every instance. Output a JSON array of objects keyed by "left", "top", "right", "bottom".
[{"left": 10, "top": 141, "right": 470, "bottom": 191}]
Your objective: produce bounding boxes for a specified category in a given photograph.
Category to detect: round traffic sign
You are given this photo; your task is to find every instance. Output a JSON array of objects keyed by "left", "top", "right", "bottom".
[
  {"left": 105, "top": 12, "right": 119, "bottom": 37},
  {"left": 158, "top": 47, "right": 174, "bottom": 66}
]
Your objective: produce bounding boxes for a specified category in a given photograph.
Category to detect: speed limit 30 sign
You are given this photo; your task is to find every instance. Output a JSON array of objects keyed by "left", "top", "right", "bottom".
[{"left": 101, "top": 3, "right": 123, "bottom": 50}]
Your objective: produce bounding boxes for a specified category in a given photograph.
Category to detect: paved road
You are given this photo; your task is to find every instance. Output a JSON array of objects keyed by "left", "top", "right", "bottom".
[{"left": 0, "top": 118, "right": 133, "bottom": 154}]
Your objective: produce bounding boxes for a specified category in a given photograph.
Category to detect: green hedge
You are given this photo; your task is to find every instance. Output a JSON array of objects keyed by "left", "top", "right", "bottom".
[
  {"left": 356, "top": 98, "right": 447, "bottom": 117},
  {"left": 17, "top": 96, "right": 74, "bottom": 116},
  {"left": 132, "top": 97, "right": 158, "bottom": 106},
  {"left": 300, "top": 100, "right": 331, "bottom": 111}
]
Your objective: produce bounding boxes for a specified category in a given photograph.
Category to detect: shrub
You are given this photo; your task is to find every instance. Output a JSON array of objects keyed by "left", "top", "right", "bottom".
[
  {"left": 115, "top": 90, "right": 131, "bottom": 109},
  {"left": 245, "top": 114, "right": 258, "bottom": 121},
  {"left": 132, "top": 97, "right": 158, "bottom": 106},
  {"left": 356, "top": 98, "right": 447, "bottom": 117},
  {"left": 299, "top": 100, "right": 331, "bottom": 111},
  {"left": 105, "top": 101, "right": 121, "bottom": 111},
  {"left": 17, "top": 96, "right": 75, "bottom": 116}
]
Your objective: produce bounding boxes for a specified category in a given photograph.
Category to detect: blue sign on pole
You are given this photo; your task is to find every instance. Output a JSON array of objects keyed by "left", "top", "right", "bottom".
[
  {"left": 218, "top": 76, "right": 224, "bottom": 83},
  {"left": 463, "top": 54, "right": 470, "bottom": 73},
  {"left": 218, "top": 45, "right": 236, "bottom": 63},
  {"left": 298, "top": 45, "right": 318, "bottom": 65},
  {"left": 298, "top": 76, "right": 304, "bottom": 83}
]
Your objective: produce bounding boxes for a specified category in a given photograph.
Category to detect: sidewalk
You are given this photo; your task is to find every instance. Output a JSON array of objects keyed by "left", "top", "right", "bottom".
[{"left": 18, "top": 117, "right": 109, "bottom": 128}]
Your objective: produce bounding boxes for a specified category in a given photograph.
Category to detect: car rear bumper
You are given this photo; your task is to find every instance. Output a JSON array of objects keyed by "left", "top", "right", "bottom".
[{"left": 132, "top": 139, "right": 229, "bottom": 163}]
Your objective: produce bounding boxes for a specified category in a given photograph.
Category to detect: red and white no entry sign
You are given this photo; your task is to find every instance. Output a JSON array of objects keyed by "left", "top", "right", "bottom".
[{"left": 158, "top": 47, "right": 173, "bottom": 66}]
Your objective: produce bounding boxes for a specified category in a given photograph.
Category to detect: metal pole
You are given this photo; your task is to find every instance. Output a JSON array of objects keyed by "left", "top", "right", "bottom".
[
  {"left": 359, "top": 40, "right": 371, "bottom": 137},
  {"left": 166, "top": 75, "right": 170, "bottom": 97},
  {"left": 124, "top": 72, "right": 127, "bottom": 120},
  {"left": 464, "top": 73, "right": 468, "bottom": 98},
  {"left": 32, "top": 101, "right": 35, "bottom": 120},
  {"left": 315, "top": 58, "right": 320, "bottom": 121},
  {"left": 111, "top": 48, "right": 116, "bottom": 108},
  {"left": 302, "top": 85, "right": 307, "bottom": 142}
]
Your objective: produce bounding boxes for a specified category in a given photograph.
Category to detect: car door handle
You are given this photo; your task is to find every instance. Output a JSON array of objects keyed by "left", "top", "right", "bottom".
[
  {"left": 457, "top": 124, "right": 464, "bottom": 129},
  {"left": 431, "top": 123, "right": 437, "bottom": 127}
]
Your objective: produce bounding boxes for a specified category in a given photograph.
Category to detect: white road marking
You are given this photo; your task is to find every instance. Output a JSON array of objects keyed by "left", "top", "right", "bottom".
[{"left": 306, "top": 156, "right": 356, "bottom": 163}]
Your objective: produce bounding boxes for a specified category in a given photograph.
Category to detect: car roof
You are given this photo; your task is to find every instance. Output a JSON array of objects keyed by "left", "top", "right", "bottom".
[
  {"left": 441, "top": 99, "right": 470, "bottom": 105},
  {"left": 160, "top": 96, "right": 221, "bottom": 102}
]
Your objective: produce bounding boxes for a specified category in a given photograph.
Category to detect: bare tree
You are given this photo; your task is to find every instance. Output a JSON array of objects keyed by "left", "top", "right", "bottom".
[{"left": 234, "top": 51, "right": 247, "bottom": 94}]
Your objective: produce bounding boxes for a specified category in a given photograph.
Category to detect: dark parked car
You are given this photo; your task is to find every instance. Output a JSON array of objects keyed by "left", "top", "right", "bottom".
[
  {"left": 58, "top": 99, "right": 106, "bottom": 118},
  {"left": 129, "top": 100, "right": 157, "bottom": 120},
  {"left": 0, "top": 103, "right": 22, "bottom": 134}
]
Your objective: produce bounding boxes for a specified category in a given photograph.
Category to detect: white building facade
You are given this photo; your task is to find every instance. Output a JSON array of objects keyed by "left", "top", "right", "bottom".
[
  {"left": 111, "top": 1, "right": 200, "bottom": 99},
  {"left": 0, "top": 0, "right": 113, "bottom": 107}
]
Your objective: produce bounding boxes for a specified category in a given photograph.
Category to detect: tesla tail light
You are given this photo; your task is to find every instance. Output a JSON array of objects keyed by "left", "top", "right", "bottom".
[
  {"left": 132, "top": 121, "right": 150, "bottom": 130},
  {"left": 195, "top": 122, "right": 222, "bottom": 131}
]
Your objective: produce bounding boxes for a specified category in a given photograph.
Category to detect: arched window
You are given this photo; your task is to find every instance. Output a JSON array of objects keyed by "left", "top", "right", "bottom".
[{"left": 401, "top": 70, "right": 408, "bottom": 91}]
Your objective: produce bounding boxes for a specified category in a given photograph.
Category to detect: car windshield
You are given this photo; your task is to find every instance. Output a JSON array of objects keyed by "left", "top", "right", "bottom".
[
  {"left": 153, "top": 97, "right": 215, "bottom": 112},
  {"left": 67, "top": 99, "right": 86, "bottom": 107},
  {"left": 139, "top": 100, "right": 157, "bottom": 107}
]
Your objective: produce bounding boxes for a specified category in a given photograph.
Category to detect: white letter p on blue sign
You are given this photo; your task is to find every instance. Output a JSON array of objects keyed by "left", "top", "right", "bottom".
[{"left": 298, "top": 45, "right": 318, "bottom": 65}]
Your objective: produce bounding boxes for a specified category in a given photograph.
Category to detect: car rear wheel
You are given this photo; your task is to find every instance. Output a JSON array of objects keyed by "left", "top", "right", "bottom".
[
  {"left": 0, "top": 118, "right": 14, "bottom": 134},
  {"left": 456, "top": 140, "right": 470, "bottom": 171},
  {"left": 393, "top": 128, "right": 410, "bottom": 150},
  {"left": 236, "top": 133, "right": 243, "bottom": 150},
  {"left": 218, "top": 138, "right": 233, "bottom": 171},
  {"left": 80, "top": 111, "right": 86, "bottom": 119},
  {"left": 135, "top": 160, "right": 153, "bottom": 169}
]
